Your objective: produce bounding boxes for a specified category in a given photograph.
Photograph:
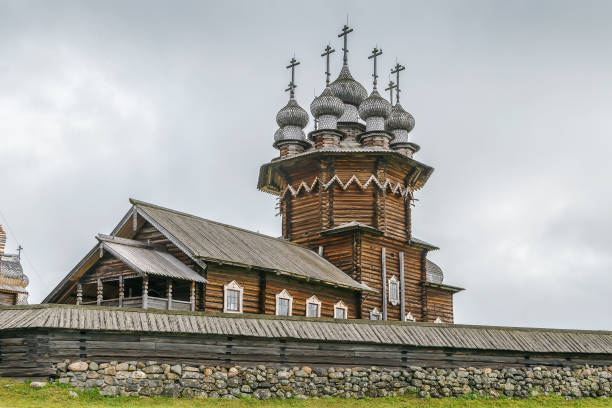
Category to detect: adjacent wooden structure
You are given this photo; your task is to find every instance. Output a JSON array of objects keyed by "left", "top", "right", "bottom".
[
  {"left": 1, "top": 305, "right": 611, "bottom": 378},
  {"left": 0, "top": 225, "right": 28, "bottom": 306}
]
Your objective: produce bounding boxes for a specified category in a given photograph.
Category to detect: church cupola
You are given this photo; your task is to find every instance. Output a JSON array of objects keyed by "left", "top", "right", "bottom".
[
  {"left": 328, "top": 25, "right": 368, "bottom": 123},
  {"left": 358, "top": 47, "right": 393, "bottom": 148},
  {"left": 273, "top": 57, "right": 310, "bottom": 158},
  {"left": 309, "top": 45, "right": 345, "bottom": 148},
  {"left": 386, "top": 63, "right": 420, "bottom": 157}
]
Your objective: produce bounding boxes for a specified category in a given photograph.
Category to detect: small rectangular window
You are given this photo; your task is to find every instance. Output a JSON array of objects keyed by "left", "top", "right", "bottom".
[
  {"left": 307, "top": 302, "right": 319, "bottom": 318},
  {"left": 334, "top": 307, "right": 346, "bottom": 319},
  {"left": 277, "top": 298, "right": 290, "bottom": 316},
  {"left": 226, "top": 289, "right": 240, "bottom": 312}
]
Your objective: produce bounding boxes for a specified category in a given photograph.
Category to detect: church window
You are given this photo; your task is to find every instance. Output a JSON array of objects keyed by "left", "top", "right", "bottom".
[
  {"left": 388, "top": 275, "right": 400, "bottom": 305},
  {"left": 405, "top": 311, "right": 416, "bottom": 322},
  {"left": 223, "top": 281, "right": 243, "bottom": 313},
  {"left": 305, "top": 295, "right": 321, "bottom": 318},
  {"left": 275, "top": 289, "right": 293, "bottom": 316},
  {"left": 370, "top": 307, "right": 382, "bottom": 320},
  {"left": 334, "top": 300, "right": 347, "bottom": 319}
]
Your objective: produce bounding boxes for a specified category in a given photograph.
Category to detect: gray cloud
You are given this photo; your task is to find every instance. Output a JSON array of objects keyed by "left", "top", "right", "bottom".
[{"left": 1, "top": 0, "right": 611, "bottom": 329}]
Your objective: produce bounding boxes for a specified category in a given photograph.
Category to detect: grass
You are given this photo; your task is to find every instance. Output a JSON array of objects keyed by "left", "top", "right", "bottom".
[{"left": 0, "top": 379, "right": 610, "bottom": 408}]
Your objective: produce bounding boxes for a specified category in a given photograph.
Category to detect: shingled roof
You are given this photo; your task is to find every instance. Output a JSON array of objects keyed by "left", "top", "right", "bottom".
[
  {"left": 2, "top": 305, "right": 612, "bottom": 355},
  {"left": 126, "top": 199, "right": 371, "bottom": 292},
  {"left": 97, "top": 235, "right": 206, "bottom": 283}
]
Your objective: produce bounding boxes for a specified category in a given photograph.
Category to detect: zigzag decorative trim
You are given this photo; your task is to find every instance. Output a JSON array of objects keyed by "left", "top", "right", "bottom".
[{"left": 280, "top": 174, "right": 413, "bottom": 200}]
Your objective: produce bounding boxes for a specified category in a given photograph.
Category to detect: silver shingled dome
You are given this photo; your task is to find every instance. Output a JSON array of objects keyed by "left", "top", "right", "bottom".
[
  {"left": 358, "top": 89, "right": 392, "bottom": 120},
  {"left": 310, "top": 87, "right": 344, "bottom": 118},
  {"left": 386, "top": 103, "right": 415, "bottom": 133},
  {"left": 329, "top": 65, "right": 368, "bottom": 107},
  {"left": 273, "top": 127, "right": 283, "bottom": 143},
  {"left": 276, "top": 98, "right": 309, "bottom": 128}
]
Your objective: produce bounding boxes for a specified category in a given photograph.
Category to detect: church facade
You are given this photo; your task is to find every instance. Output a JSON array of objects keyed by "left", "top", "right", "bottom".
[
  {"left": 44, "top": 24, "right": 463, "bottom": 323},
  {"left": 0, "top": 225, "right": 29, "bottom": 306}
]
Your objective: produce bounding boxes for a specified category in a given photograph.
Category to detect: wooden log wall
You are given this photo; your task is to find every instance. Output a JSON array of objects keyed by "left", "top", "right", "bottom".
[
  {"left": 3, "top": 328, "right": 612, "bottom": 378},
  {"left": 424, "top": 286, "right": 455, "bottom": 324},
  {"left": 360, "top": 235, "right": 426, "bottom": 322},
  {"left": 264, "top": 275, "right": 359, "bottom": 319}
]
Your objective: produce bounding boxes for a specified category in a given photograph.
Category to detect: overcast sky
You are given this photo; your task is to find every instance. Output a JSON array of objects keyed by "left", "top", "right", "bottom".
[{"left": 1, "top": 0, "right": 611, "bottom": 330}]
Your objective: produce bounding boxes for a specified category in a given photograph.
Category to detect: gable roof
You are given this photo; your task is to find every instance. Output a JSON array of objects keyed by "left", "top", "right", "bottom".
[
  {"left": 98, "top": 235, "right": 206, "bottom": 283},
  {"left": 125, "top": 199, "right": 371, "bottom": 292}
]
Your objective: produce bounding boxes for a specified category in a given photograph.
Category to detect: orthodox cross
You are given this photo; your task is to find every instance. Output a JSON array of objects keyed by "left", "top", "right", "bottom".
[
  {"left": 368, "top": 47, "right": 383, "bottom": 89},
  {"left": 391, "top": 62, "right": 406, "bottom": 103},
  {"left": 321, "top": 44, "right": 335, "bottom": 86},
  {"left": 337, "top": 24, "right": 353, "bottom": 65},
  {"left": 385, "top": 79, "right": 397, "bottom": 105},
  {"left": 17, "top": 245, "right": 23, "bottom": 260},
  {"left": 284, "top": 57, "right": 300, "bottom": 98}
]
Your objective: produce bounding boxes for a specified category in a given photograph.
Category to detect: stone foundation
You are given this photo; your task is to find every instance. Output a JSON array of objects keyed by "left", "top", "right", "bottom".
[{"left": 46, "top": 360, "right": 612, "bottom": 399}]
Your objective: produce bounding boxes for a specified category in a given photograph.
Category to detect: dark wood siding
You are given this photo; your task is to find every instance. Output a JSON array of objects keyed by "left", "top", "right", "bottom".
[{"left": 0, "top": 291, "right": 16, "bottom": 305}]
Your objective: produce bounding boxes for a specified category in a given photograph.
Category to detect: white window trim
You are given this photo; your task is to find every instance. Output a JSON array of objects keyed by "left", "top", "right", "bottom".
[
  {"left": 405, "top": 311, "right": 416, "bottom": 322},
  {"left": 370, "top": 307, "right": 382, "bottom": 320},
  {"left": 223, "top": 280, "right": 243, "bottom": 314},
  {"left": 434, "top": 317, "right": 443, "bottom": 324},
  {"left": 305, "top": 295, "right": 321, "bottom": 318},
  {"left": 334, "top": 300, "right": 348, "bottom": 319},
  {"left": 388, "top": 275, "right": 400, "bottom": 306},
  {"left": 275, "top": 289, "right": 293, "bottom": 316}
]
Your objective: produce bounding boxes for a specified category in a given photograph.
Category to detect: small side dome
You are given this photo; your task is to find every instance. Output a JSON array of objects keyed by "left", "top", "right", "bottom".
[
  {"left": 310, "top": 87, "right": 344, "bottom": 118},
  {"left": 329, "top": 65, "right": 368, "bottom": 107},
  {"left": 386, "top": 103, "right": 415, "bottom": 133},
  {"left": 276, "top": 98, "right": 309, "bottom": 128},
  {"left": 425, "top": 259, "right": 444, "bottom": 284},
  {"left": 273, "top": 128, "right": 283, "bottom": 143},
  {"left": 358, "top": 89, "right": 392, "bottom": 121}
]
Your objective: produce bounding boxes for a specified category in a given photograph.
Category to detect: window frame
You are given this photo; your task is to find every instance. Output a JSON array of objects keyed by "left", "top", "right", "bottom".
[
  {"left": 305, "top": 295, "right": 321, "bottom": 318},
  {"left": 223, "top": 280, "right": 243, "bottom": 314},
  {"left": 334, "top": 300, "right": 348, "bottom": 319},
  {"left": 275, "top": 289, "right": 293, "bottom": 317},
  {"left": 370, "top": 307, "right": 382, "bottom": 320},
  {"left": 388, "top": 275, "right": 400, "bottom": 306}
]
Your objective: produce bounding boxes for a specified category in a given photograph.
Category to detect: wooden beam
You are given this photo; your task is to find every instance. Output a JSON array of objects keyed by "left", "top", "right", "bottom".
[
  {"left": 167, "top": 279, "right": 173, "bottom": 310},
  {"left": 118, "top": 275, "right": 124, "bottom": 308},
  {"left": 381, "top": 247, "right": 387, "bottom": 320},
  {"left": 399, "top": 251, "right": 406, "bottom": 322},
  {"left": 76, "top": 284, "right": 82, "bottom": 306},
  {"left": 258, "top": 271, "right": 267, "bottom": 314},
  {"left": 142, "top": 276, "right": 149, "bottom": 309},
  {"left": 190, "top": 281, "right": 195, "bottom": 312},
  {"left": 96, "top": 278, "right": 102, "bottom": 306}
]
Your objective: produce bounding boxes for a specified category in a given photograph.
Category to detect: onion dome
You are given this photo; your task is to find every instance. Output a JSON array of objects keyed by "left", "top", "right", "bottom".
[
  {"left": 273, "top": 98, "right": 309, "bottom": 149},
  {"left": 310, "top": 87, "right": 344, "bottom": 130},
  {"left": 273, "top": 127, "right": 283, "bottom": 143},
  {"left": 358, "top": 89, "right": 392, "bottom": 132},
  {"left": 329, "top": 65, "right": 368, "bottom": 122},
  {"left": 276, "top": 98, "right": 309, "bottom": 129},
  {"left": 425, "top": 259, "right": 444, "bottom": 284},
  {"left": 387, "top": 103, "right": 415, "bottom": 146}
]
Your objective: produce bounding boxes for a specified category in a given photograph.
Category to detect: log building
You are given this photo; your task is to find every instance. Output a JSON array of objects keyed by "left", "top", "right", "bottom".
[
  {"left": 44, "top": 24, "right": 463, "bottom": 322},
  {"left": 0, "top": 225, "right": 29, "bottom": 306}
]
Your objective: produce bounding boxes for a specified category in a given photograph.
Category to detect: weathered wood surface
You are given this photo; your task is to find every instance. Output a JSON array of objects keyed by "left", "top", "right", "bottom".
[{"left": 2, "top": 305, "right": 611, "bottom": 355}]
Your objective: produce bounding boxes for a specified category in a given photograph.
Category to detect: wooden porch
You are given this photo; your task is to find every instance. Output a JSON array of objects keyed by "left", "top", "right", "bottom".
[{"left": 77, "top": 275, "right": 196, "bottom": 312}]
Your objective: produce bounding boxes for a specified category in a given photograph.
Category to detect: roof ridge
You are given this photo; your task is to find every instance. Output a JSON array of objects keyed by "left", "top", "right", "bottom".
[{"left": 129, "top": 198, "right": 312, "bottom": 250}]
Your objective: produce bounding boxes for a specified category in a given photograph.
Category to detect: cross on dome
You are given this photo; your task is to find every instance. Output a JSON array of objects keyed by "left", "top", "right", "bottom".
[
  {"left": 285, "top": 57, "right": 300, "bottom": 98},
  {"left": 391, "top": 62, "right": 406, "bottom": 103},
  {"left": 368, "top": 47, "right": 383, "bottom": 89},
  {"left": 321, "top": 44, "right": 335, "bottom": 86}
]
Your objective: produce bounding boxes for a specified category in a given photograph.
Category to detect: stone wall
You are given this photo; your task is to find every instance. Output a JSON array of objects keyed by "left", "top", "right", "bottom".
[{"left": 48, "top": 360, "right": 612, "bottom": 399}]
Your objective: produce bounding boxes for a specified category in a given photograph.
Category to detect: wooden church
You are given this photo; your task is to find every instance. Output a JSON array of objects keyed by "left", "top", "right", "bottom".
[
  {"left": 44, "top": 24, "right": 463, "bottom": 323},
  {"left": 0, "top": 225, "right": 29, "bottom": 306}
]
